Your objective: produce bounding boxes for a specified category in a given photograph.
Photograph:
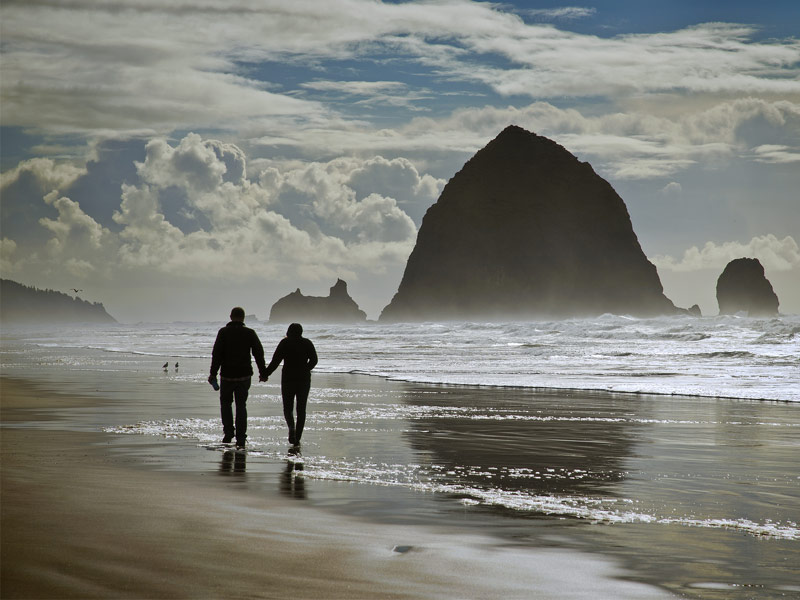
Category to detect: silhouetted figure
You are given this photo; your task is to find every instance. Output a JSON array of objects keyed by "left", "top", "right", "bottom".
[
  {"left": 264, "top": 323, "right": 317, "bottom": 446},
  {"left": 209, "top": 307, "right": 268, "bottom": 447}
]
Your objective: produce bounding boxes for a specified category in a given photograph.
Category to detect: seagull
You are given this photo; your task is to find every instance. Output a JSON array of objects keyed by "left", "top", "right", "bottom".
[
  {"left": 162, "top": 362, "right": 169, "bottom": 370},
  {"left": 175, "top": 362, "right": 179, "bottom": 369},
  {"left": 72, "top": 288, "right": 83, "bottom": 294}
]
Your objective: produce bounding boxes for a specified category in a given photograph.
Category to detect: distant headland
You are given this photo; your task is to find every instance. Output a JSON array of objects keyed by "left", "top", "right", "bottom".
[{"left": 0, "top": 279, "right": 117, "bottom": 324}]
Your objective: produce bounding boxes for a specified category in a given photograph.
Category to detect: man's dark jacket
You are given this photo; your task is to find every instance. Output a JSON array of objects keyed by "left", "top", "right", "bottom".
[
  {"left": 265, "top": 335, "right": 318, "bottom": 382},
  {"left": 210, "top": 321, "right": 268, "bottom": 380}
]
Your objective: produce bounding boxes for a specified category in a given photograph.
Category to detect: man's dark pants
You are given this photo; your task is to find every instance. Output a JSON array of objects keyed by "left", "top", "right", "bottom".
[
  {"left": 282, "top": 378, "right": 311, "bottom": 442},
  {"left": 220, "top": 378, "right": 251, "bottom": 443}
]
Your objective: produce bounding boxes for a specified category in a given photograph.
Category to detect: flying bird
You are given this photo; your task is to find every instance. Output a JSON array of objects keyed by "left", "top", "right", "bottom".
[{"left": 72, "top": 288, "right": 83, "bottom": 293}]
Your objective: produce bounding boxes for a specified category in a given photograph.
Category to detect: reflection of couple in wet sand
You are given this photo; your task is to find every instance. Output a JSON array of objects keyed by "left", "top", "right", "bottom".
[
  {"left": 217, "top": 449, "right": 304, "bottom": 499},
  {"left": 208, "top": 307, "right": 318, "bottom": 448}
]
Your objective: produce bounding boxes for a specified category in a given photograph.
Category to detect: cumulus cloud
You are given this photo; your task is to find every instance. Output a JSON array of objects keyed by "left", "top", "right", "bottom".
[
  {"left": 267, "top": 157, "right": 420, "bottom": 242},
  {"left": 661, "top": 182, "right": 683, "bottom": 197},
  {"left": 36, "top": 191, "right": 114, "bottom": 277},
  {"left": 0, "top": 157, "right": 86, "bottom": 193},
  {"left": 2, "top": 133, "right": 422, "bottom": 291},
  {"left": 346, "top": 155, "right": 444, "bottom": 218},
  {"left": 40, "top": 191, "right": 109, "bottom": 250},
  {"left": 650, "top": 235, "right": 800, "bottom": 272},
  {"left": 138, "top": 134, "right": 247, "bottom": 190}
]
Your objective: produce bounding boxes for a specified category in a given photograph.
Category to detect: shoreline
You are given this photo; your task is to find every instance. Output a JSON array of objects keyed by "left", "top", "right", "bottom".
[
  {"left": 1, "top": 375, "right": 675, "bottom": 599},
  {"left": 343, "top": 370, "right": 798, "bottom": 404}
]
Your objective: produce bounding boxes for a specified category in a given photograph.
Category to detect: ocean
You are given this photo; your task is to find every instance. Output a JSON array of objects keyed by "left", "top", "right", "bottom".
[
  {"left": 2, "top": 314, "right": 799, "bottom": 597},
  {"left": 7, "top": 314, "right": 798, "bottom": 401}
]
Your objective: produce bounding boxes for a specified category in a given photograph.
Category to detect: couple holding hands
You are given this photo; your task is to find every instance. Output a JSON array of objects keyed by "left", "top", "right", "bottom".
[{"left": 209, "top": 307, "right": 317, "bottom": 448}]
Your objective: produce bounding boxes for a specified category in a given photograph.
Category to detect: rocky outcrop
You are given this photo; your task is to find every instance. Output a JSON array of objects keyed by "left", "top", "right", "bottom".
[
  {"left": 716, "top": 258, "right": 779, "bottom": 316},
  {"left": 380, "top": 125, "right": 678, "bottom": 321},
  {"left": 0, "top": 279, "right": 117, "bottom": 324},
  {"left": 269, "top": 279, "right": 367, "bottom": 323}
]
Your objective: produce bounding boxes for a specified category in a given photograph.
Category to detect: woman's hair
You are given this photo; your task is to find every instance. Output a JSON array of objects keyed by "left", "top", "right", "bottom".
[{"left": 287, "top": 322, "right": 303, "bottom": 337}]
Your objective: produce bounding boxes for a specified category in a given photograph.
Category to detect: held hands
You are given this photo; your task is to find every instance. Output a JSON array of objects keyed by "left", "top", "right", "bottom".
[{"left": 208, "top": 374, "right": 268, "bottom": 383}]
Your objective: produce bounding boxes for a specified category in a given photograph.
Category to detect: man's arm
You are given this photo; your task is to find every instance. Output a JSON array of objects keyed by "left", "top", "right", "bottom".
[
  {"left": 251, "top": 331, "right": 268, "bottom": 380},
  {"left": 209, "top": 329, "right": 224, "bottom": 382}
]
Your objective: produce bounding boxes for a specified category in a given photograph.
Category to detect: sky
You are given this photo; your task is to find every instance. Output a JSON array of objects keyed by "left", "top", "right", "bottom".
[{"left": 1, "top": 0, "right": 799, "bottom": 322}]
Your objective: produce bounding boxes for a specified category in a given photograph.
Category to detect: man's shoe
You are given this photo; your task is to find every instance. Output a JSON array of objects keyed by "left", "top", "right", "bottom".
[
  {"left": 222, "top": 435, "right": 233, "bottom": 443},
  {"left": 235, "top": 439, "right": 246, "bottom": 448}
]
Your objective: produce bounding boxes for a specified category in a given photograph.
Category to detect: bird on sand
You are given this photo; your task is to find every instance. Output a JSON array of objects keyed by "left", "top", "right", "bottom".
[
  {"left": 162, "top": 362, "right": 169, "bottom": 370},
  {"left": 175, "top": 362, "right": 179, "bottom": 369}
]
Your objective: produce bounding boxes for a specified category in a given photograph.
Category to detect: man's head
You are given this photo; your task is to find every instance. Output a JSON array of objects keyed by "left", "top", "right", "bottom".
[
  {"left": 230, "top": 307, "right": 245, "bottom": 322},
  {"left": 287, "top": 323, "right": 303, "bottom": 337}
]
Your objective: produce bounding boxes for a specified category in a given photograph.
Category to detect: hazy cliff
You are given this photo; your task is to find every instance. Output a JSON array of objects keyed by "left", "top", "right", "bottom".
[{"left": 0, "top": 279, "right": 117, "bottom": 324}]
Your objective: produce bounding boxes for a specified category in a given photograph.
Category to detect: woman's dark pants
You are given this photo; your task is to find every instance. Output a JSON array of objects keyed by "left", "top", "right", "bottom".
[
  {"left": 220, "top": 378, "right": 251, "bottom": 443},
  {"left": 282, "top": 378, "right": 311, "bottom": 442}
]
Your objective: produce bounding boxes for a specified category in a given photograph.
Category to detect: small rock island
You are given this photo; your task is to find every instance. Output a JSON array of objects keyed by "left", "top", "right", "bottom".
[
  {"left": 716, "top": 258, "right": 779, "bottom": 316},
  {"left": 269, "top": 279, "right": 367, "bottom": 323},
  {"left": 380, "top": 125, "right": 678, "bottom": 321}
]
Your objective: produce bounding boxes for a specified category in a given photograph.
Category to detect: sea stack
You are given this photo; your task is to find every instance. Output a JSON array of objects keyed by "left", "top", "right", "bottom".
[
  {"left": 716, "top": 258, "right": 779, "bottom": 316},
  {"left": 269, "top": 279, "right": 367, "bottom": 323},
  {"left": 380, "top": 125, "right": 677, "bottom": 321}
]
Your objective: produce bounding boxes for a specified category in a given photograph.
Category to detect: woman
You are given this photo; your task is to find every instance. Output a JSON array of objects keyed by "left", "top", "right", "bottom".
[{"left": 264, "top": 323, "right": 318, "bottom": 445}]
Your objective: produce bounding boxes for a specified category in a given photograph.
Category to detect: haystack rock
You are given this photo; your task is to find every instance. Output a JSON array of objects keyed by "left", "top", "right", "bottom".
[
  {"left": 716, "top": 258, "right": 779, "bottom": 316},
  {"left": 269, "top": 279, "right": 367, "bottom": 323},
  {"left": 380, "top": 125, "right": 678, "bottom": 321}
]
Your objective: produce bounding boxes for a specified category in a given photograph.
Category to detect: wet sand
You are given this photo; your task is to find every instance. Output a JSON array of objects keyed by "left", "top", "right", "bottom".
[{"left": 0, "top": 376, "right": 673, "bottom": 599}]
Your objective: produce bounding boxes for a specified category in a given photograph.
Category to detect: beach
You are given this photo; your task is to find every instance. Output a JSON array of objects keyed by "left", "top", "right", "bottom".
[
  {"left": 1, "top": 376, "right": 675, "bottom": 600},
  {"left": 1, "top": 321, "right": 798, "bottom": 599}
]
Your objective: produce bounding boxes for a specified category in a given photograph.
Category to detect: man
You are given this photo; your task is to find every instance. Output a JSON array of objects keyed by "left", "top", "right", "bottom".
[
  {"left": 264, "top": 323, "right": 317, "bottom": 446},
  {"left": 209, "top": 307, "right": 268, "bottom": 446}
]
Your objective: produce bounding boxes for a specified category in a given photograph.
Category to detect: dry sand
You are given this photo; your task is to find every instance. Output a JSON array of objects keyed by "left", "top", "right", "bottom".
[{"left": 1, "top": 377, "right": 673, "bottom": 599}]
